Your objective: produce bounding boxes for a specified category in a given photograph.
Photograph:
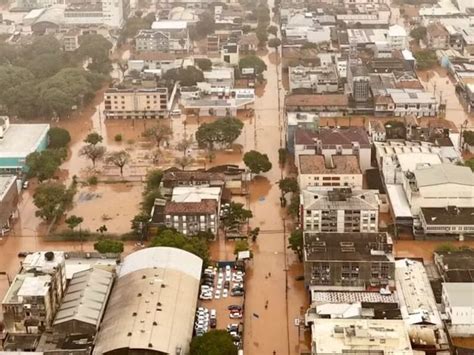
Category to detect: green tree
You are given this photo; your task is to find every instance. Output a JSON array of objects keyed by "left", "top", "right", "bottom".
[
  {"left": 256, "top": 26, "right": 268, "bottom": 47},
  {"left": 288, "top": 194, "right": 300, "bottom": 218},
  {"left": 48, "top": 127, "right": 71, "bottom": 149},
  {"left": 144, "top": 169, "right": 163, "bottom": 194},
  {"left": 239, "top": 55, "right": 267, "bottom": 74},
  {"left": 0, "top": 66, "right": 35, "bottom": 104},
  {"left": 26, "top": 149, "right": 67, "bottom": 182},
  {"left": 190, "top": 330, "right": 237, "bottom": 355},
  {"left": 279, "top": 177, "right": 299, "bottom": 195},
  {"left": 94, "top": 239, "right": 124, "bottom": 253},
  {"left": 435, "top": 243, "right": 458, "bottom": 253},
  {"left": 414, "top": 49, "right": 437, "bottom": 70},
  {"left": 131, "top": 212, "right": 150, "bottom": 235},
  {"left": 142, "top": 123, "right": 173, "bottom": 147},
  {"left": 79, "top": 144, "right": 106, "bottom": 167},
  {"left": 288, "top": 229, "right": 303, "bottom": 261},
  {"left": 463, "top": 130, "right": 474, "bottom": 146},
  {"left": 410, "top": 26, "right": 427, "bottom": 43},
  {"left": 195, "top": 117, "right": 243, "bottom": 151},
  {"left": 33, "top": 181, "right": 72, "bottom": 221},
  {"left": 243, "top": 150, "right": 272, "bottom": 175},
  {"left": 84, "top": 132, "right": 103, "bottom": 145},
  {"left": 195, "top": 58, "right": 212, "bottom": 71},
  {"left": 175, "top": 156, "right": 195, "bottom": 170},
  {"left": 249, "top": 227, "right": 260, "bottom": 242},
  {"left": 465, "top": 158, "right": 474, "bottom": 172},
  {"left": 150, "top": 229, "right": 209, "bottom": 265},
  {"left": 105, "top": 150, "right": 131, "bottom": 176},
  {"left": 176, "top": 136, "right": 194, "bottom": 156},
  {"left": 222, "top": 202, "right": 253, "bottom": 228},
  {"left": 268, "top": 37, "right": 281, "bottom": 49},
  {"left": 193, "top": 11, "right": 216, "bottom": 39},
  {"left": 65, "top": 215, "right": 83, "bottom": 231},
  {"left": 27, "top": 53, "right": 63, "bottom": 79},
  {"left": 278, "top": 148, "right": 287, "bottom": 166},
  {"left": 234, "top": 239, "right": 250, "bottom": 255},
  {"left": 162, "top": 66, "right": 204, "bottom": 86},
  {"left": 77, "top": 34, "right": 113, "bottom": 74},
  {"left": 142, "top": 189, "right": 163, "bottom": 214},
  {"left": 267, "top": 25, "right": 278, "bottom": 36}
]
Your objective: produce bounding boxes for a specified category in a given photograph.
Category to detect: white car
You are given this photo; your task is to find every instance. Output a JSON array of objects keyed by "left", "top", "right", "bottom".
[
  {"left": 218, "top": 273, "right": 224, "bottom": 281},
  {"left": 225, "top": 274, "right": 231, "bottom": 282},
  {"left": 229, "top": 312, "right": 242, "bottom": 319},
  {"left": 200, "top": 293, "right": 212, "bottom": 300},
  {"left": 216, "top": 280, "right": 223, "bottom": 289},
  {"left": 223, "top": 289, "right": 229, "bottom": 298},
  {"left": 215, "top": 290, "right": 221, "bottom": 299}
]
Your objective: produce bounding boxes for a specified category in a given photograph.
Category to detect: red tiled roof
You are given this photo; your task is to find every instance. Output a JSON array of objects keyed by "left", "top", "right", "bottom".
[
  {"left": 294, "top": 127, "right": 370, "bottom": 146},
  {"left": 285, "top": 94, "right": 349, "bottom": 107},
  {"left": 164, "top": 199, "right": 217, "bottom": 214}
]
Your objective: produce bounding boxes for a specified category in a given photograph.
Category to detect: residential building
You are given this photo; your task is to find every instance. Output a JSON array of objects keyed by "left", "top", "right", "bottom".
[
  {"left": 207, "top": 34, "right": 220, "bottom": 54},
  {"left": 395, "top": 259, "right": 449, "bottom": 351},
  {"left": 238, "top": 33, "right": 258, "bottom": 53},
  {"left": 294, "top": 127, "right": 371, "bottom": 172},
  {"left": 402, "top": 163, "right": 474, "bottom": 215},
  {"left": 64, "top": 0, "right": 130, "bottom": 28},
  {"left": 282, "top": 13, "right": 331, "bottom": 45},
  {"left": 151, "top": 20, "right": 190, "bottom": 53},
  {"left": 347, "top": 65, "right": 371, "bottom": 103},
  {"left": 164, "top": 199, "right": 218, "bottom": 235},
  {"left": 93, "top": 247, "right": 202, "bottom": 355},
  {"left": 203, "top": 67, "right": 235, "bottom": 89},
  {"left": 285, "top": 95, "right": 349, "bottom": 116},
  {"left": 2, "top": 252, "right": 66, "bottom": 333},
  {"left": 62, "top": 29, "right": 80, "bottom": 51},
  {"left": 442, "top": 283, "right": 474, "bottom": 326},
  {"left": 183, "top": 89, "right": 255, "bottom": 117},
  {"left": 128, "top": 52, "right": 180, "bottom": 73},
  {"left": 426, "top": 22, "right": 449, "bottom": 49},
  {"left": 298, "top": 155, "right": 362, "bottom": 190},
  {"left": 434, "top": 249, "right": 474, "bottom": 283},
  {"left": 309, "top": 319, "right": 413, "bottom": 355},
  {"left": 419, "top": 206, "right": 474, "bottom": 237},
  {"left": 303, "top": 232, "right": 394, "bottom": 287},
  {"left": 387, "top": 89, "right": 438, "bottom": 117},
  {"left": 0, "top": 175, "right": 19, "bottom": 235},
  {"left": 104, "top": 83, "right": 169, "bottom": 119},
  {"left": 52, "top": 268, "right": 114, "bottom": 336},
  {"left": 160, "top": 170, "right": 225, "bottom": 196},
  {"left": 288, "top": 65, "right": 340, "bottom": 94},
  {"left": 135, "top": 30, "right": 170, "bottom": 52},
  {"left": 0, "top": 117, "right": 50, "bottom": 174},
  {"left": 286, "top": 112, "right": 320, "bottom": 153},
  {"left": 387, "top": 25, "right": 408, "bottom": 50},
  {"left": 301, "top": 187, "right": 380, "bottom": 233},
  {"left": 221, "top": 43, "right": 239, "bottom": 65}
]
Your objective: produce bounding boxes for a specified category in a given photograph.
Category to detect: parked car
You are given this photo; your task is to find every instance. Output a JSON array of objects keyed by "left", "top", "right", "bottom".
[
  {"left": 210, "top": 318, "right": 217, "bottom": 328},
  {"left": 231, "top": 289, "right": 244, "bottom": 297},
  {"left": 229, "top": 312, "right": 243, "bottom": 319},
  {"left": 228, "top": 305, "right": 242, "bottom": 311}
]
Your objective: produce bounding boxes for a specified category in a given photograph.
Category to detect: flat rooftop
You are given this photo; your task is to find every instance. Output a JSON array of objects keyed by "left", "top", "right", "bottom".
[
  {"left": 3, "top": 273, "right": 51, "bottom": 304},
  {"left": 442, "top": 283, "right": 474, "bottom": 307},
  {"left": 0, "top": 175, "right": 16, "bottom": 201},
  {"left": 0, "top": 124, "right": 49, "bottom": 159},
  {"left": 302, "top": 187, "right": 379, "bottom": 211},
  {"left": 435, "top": 250, "right": 474, "bottom": 282},
  {"left": 310, "top": 289, "right": 397, "bottom": 304},
  {"left": 304, "top": 232, "right": 392, "bottom": 262},
  {"left": 299, "top": 155, "right": 361, "bottom": 175},
  {"left": 421, "top": 206, "right": 474, "bottom": 226}
]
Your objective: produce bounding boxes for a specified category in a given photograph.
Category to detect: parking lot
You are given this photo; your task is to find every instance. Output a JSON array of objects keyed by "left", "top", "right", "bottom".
[{"left": 195, "top": 264, "right": 246, "bottom": 348}]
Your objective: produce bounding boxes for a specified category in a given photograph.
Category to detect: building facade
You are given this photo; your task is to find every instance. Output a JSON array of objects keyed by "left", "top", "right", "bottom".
[
  {"left": 0, "top": 175, "right": 19, "bottom": 234},
  {"left": 135, "top": 30, "right": 170, "bottom": 52},
  {"left": 442, "top": 283, "right": 474, "bottom": 326},
  {"left": 164, "top": 199, "right": 218, "bottom": 235}
]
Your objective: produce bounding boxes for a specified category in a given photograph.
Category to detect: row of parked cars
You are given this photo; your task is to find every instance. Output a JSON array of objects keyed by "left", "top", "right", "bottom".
[
  {"left": 200, "top": 265, "right": 245, "bottom": 300},
  {"left": 194, "top": 307, "right": 217, "bottom": 336}
]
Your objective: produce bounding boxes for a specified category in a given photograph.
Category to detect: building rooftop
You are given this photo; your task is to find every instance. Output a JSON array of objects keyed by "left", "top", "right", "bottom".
[
  {"left": 310, "top": 289, "right": 397, "bottom": 304},
  {"left": 421, "top": 206, "right": 474, "bottom": 225},
  {"left": 386, "top": 184, "right": 412, "bottom": 218},
  {"left": 304, "top": 232, "right": 392, "bottom": 262},
  {"left": 21, "top": 251, "right": 65, "bottom": 275},
  {"left": 171, "top": 186, "right": 221, "bottom": 203},
  {"left": 311, "top": 319, "right": 413, "bottom": 354},
  {"left": 285, "top": 94, "right": 348, "bottom": 107},
  {"left": 442, "top": 283, "right": 474, "bottom": 307},
  {"left": 299, "top": 155, "right": 361, "bottom": 175},
  {"left": 302, "top": 187, "right": 379, "bottom": 212},
  {"left": 93, "top": 247, "right": 202, "bottom": 355},
  {"left": 435, "top": 250, "right": 474, "bottom": 282},
  {"left": 414, "top": 163, "right": 474, "bottom": 187},
  {"left": 163, "top": 170, "right": 225, "bottom": 183},
  {"left": 0, "top": 123, "right": 49, "bottom": 159},
  {"left": 53, "top": 268, "right": 114, "bottom": 329},
  {"left": 151, "top": 20, "right": 187, "bottom": 30},
  {"left": 132, "top": 51, "right": 178, "bottom": 61},
  {"left": 3, "top": 273, "right": 52, "bottom": 304},
  {"left": 388, "top": 24, "right": 407, "bottom": 37},
  {"left": 0, "top": 175, "right": 16, "bottom": 201},
  {"left": 295, "top": 127, "right": 370, "bottom": 147},
  {"left": 164, "top": 199, "right": 217, "bottom": 214}
]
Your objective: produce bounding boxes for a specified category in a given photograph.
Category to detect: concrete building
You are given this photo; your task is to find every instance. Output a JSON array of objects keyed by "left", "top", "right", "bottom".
[
  {"left": 2, "top": 252, "right": 66, "bottom": 333},
  {"left": 288, "top": 65, "right": 339, "bottom": 94},
  {"left": 347, "top": 65, "right": 371, "bottom": 103},
  {"left": 303, "top": 232, "right": 394, "bottom": 288},
  {"left": 298, "top": 155, "right": 363, "bottom": 190},
  {"left": 294, "top": 127, "right": 371, "bottom": 172},
  {"left": 285, "top": 95, "right": 349, "bottom": 116},
  {"left": 309, "top": 319, "right": 413, "bottom": 355},
  {"left": 301, "top": 187, "right": 380, "bottom": 233},
  {"left": 203, "top": 67, "right": 234, "bottom": 89},
  {"left": 426, "top": 22, "right": 449, "bottom": 49},
  {"left": 93, "top": 247, "right": 203, "bottom": 355},
  {"left": 64, "top": 0, "right": 129, "bottom": 28},
  {"left": 135, "top": 30, "right": 171, "bottom": 52},
  {"left": 0, "top": 175, "right": 19, "bottom": 234},
  {"left": 104, "top": 84, "right": 169, "bottom": 119},
  {"left": 387, "top": 25, "right": 408, "bottom": 50},
  {"left": 286, "top": 112, "right": 319, "bottom": 154},
  {"left": 160, "top": 170, "right": 225, "bottom": 196},
  {"left": 387, "top": 89, "right": 438, "bottom": 117},
  {"left": 221, "top": 43, "right": 239, "bottom": 65},
  {"left": 0, "top": 117, "right": 49, "bottom": 174},
  {"left": 163, "top": 199, "right": 219, "bottom": 235},
  {"left": 434, "top": 249, "right": 474, "bottom": 283},
  {"left": 150, "top": 20, "right": 190, "bottom": 53},
  {"left": 52, "top": 268, "right": 114, "bottom": 336},
  {"left": 419, "top": 206, "right": 474, "bottom": 237},
  {"left": 442, "top": 283, "right": 474, "bottom": 326}
]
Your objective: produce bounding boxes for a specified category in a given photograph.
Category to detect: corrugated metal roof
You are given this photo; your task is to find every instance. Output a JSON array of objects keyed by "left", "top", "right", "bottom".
[{"left": 414, "top": 163, "right": 474, "bottom": 187}]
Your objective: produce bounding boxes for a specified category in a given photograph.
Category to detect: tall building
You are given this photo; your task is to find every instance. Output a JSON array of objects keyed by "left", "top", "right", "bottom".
[
  {"left": 348, "top": 65, "right": 371, "bottom": 103},
  {"left": 301, "top": 187, "right": 379, "bottom": 233}
]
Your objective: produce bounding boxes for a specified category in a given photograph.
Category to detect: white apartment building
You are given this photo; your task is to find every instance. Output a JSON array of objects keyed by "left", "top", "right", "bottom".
[
  {"left": 288, "top": 65, "right": 339, "bottom": 93},
  {"left": 387, "top": 25, "right": 408, "bottom": 50},
  {"left": 64, "top": 0, "right": 129, "bottom": 28},
  {"left": 298, "top": 155, "right": 363, "bottom": 190},
  {"left": 104, "top": 87, "right": 169, "bottom": 119},
  {"left": 301, "top": 187, "right": 379, "bottom": 233},
  {"left": 387, "top": 89, "right": 439, "bottom": 117},
  {"left": 203, "top": 67, "right": 235, "bottom": 89},
  {"left": 442, "top": 283, "right": 474, "bottom": 326},
  {"left": 151, "top": 20, "right": 190, "bottom": 53}
]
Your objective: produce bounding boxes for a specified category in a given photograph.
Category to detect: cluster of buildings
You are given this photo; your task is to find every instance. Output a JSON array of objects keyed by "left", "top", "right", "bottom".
[{"left": 0, "top": 248, "right": 203, "bottom": 354}]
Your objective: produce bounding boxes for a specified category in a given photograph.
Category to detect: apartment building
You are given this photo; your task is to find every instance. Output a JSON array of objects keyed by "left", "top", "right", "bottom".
[
  {"left": 303, "top": 232, "right": 394, "bottom": 287},
  {"left": 301, "top": 187, "right": 379, "bottom": 233},
  {"left": 164, "top": 199, "right": 219, "bottom": 235},
  {"left": 135, "top": 30, "right": 170, "bottom": 52},
  {"left": 104, "top": 86, "right": 168, "bottom": 119},
  {"left": 347, "top": 65, "right": 371, "bottom": 103},
  {"left": 388, "top": 89, "right": 438, "bottom": 117},
  {"left": 288, "top": 65, "right": 339, "bottom": 94},
  {"left": 419, "top": 206, "right": 474, "bottom": 237},
  {"left": 294, "top": 127, "right": 371, "bottom": 172},
  {"left": 150, "top": 20, "right": 190, "bottom": 53},
  {"left": 426, "top": 22, "right": 449, "bottom": 49},
  {"left": 387, "top": 25, "right": 408, "bottom": 50},
  {"left": 64, "top": 0, "right": 130, "bottom": 28},
  {"left": 2, "top": 252, "right": 66, "bottom": 333},
  {"left": 298, "top": 155, "right": 362, "bottom": 190},
  {"left": 442, "top": 283, "right": 474, "bottom": 326},
  {"left": 285, "top": 95, "right": 349, "bottom": 116}
]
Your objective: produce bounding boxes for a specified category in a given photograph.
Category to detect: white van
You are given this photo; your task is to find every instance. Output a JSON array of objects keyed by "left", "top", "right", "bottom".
[
  {"left": 210, "top": 309, "right": 216, "bottom": 319},
  {"left": 170, "top": 109, "right": 181, "bottom": 118}
]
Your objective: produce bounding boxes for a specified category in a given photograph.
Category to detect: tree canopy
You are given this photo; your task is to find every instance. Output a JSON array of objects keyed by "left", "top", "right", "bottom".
[
  {"left": 79, "top": 144, "right": 106, "bottom": 167},
  {"left": 48, "top": 127, "right": 71, "bottom": 149},
  {"left": 239, "top": 55, "right": 267, "bottom": 74},
  {"left": 65, "top": 215, "right": 83, "bottom": 230},
  {"left": 84, "top": 132, "right": 103, "bottom": 145},
  {"left": 410, "top": 26, "right": 427, "bottom": 43},
  {"left": 190, "top": 330, "right": 237, "bottom": 355},
  {"left": 195, "top": 58, "right": 212, "bottom": 71},
  {"left": 94, "top": 239, "right": 124, "bottom": 253},
  {"left": 195, "top": 117, "right": 244, "bottom": 151},
  {"left": 414, "top": 49, "right": 437, "bottom": 70},
  {"left": 278, "top": 177, "right": 299, "bottom": 195},
  {"left": 33, "top": 181, "right": 74, "bottom": 221},
  {"left": 150, "top": 229, "right": 209, "bottom": 265},
  {"left": 243, "top": 150, "right": 272, "bottom": 174},
  {"left": 221, "top": 202, "right": 253, "bottom": 228},
  {"left": 106, "top": 150, "right": 131, "bottom": 176},
  {"left": 26, "top": 149, "right": 67, "bottom": 182},
  {"left": 288, "top": 229, "right": 303, "bottom": 261},
  {"left": 268, "top": 37, "right": 282, "bottom": 49},
  {"left": 162, "top": 66, "right": 204, "bottom": 86}
]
